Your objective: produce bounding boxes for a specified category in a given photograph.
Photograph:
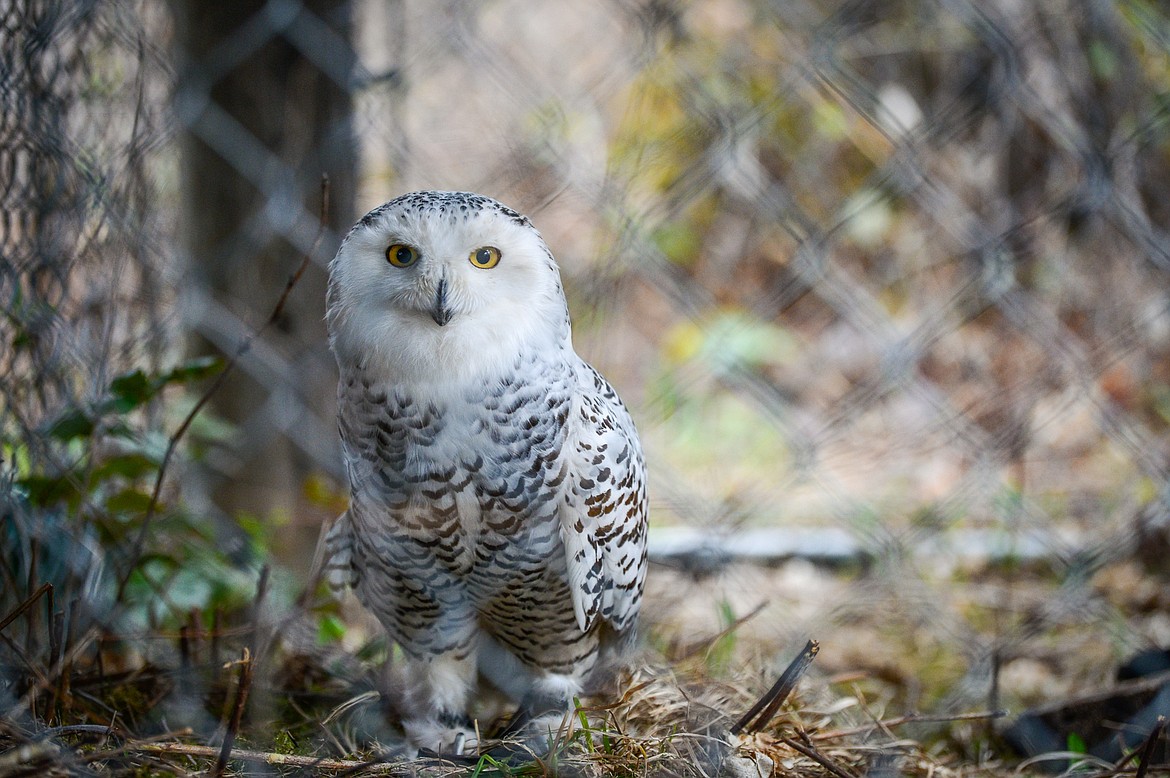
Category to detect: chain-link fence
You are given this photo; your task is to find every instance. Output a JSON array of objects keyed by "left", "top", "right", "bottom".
[
  {"left": 1, "top": 1, "right": 176, "bottom": 626},
  {"left": 4, "top": 0, "right": 1170, "bottom": 751},
  {"left": 1, "top": 0, "right": 173, "bottom": 460}
]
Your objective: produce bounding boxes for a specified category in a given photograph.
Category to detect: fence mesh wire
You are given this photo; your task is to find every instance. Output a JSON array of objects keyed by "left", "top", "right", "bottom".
[
  {"left": 4, "top": 0, "right": 1170, "bottom": 726},
  {"left": 0, "top": 1, "right": 176, "bottom": 619},
  {"left": 1, "top": 0, "right": 173, "bottom": 447}
]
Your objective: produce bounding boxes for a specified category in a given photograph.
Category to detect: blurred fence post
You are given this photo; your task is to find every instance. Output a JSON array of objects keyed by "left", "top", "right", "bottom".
[{"left": 170, "top": 0, "right": 356, "bottom": 555}]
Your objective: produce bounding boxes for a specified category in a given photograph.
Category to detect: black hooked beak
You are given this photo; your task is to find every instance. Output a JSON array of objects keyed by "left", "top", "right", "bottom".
[{"left": 430, "top": 277, "right": 453, "bottom": 326}]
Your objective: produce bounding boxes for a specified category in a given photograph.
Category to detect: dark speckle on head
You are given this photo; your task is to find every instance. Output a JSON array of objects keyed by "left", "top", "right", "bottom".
[{"left": 351, "top": 191, "right": 532, "bottom": 240}]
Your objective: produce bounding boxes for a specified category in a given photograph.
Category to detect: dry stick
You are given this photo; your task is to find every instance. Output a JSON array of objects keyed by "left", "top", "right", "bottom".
[
  {"left": 116, "top": 175, "right": 331, "bottom": 602},
  {"left": 1137, "top": 717, "right": 1168, "bottom": 778},
  {"left": 779, "top": 735, "right": 860, "bottom": 778},
  {"left": 26, "top": 539, "right": 38, "bottom": 660},
  {"left": 730, "top": 639, "right": 819, "bottom": 735},
  {"left": 1121, "top": 767, "right": 1170, "bottom": 776},
  {"left": 813, "top": 709, "right": 1008, "bottom": 741},
  {"left": 77, "top": 727, "right": 195, "bottom": 764},
  {"left": 846, "top": 683, "right": 906, "bottom": 747},
  {"left": 0, "top": 582, "right": 52, "bottom": 634},
  {"left": 211, "top": 648, "right": 254, "bottom": 778},
  {"left": 1114, "top": 717, "right": 1170, "bottom": 775},
  {"left": 5, "top": 626, "right": 101, "bottom": 722},
  {"left": 0, "top": 593, "right": 53, "bottom": 697},
  {"left": 129, "top": 742, "right": 407, "bottom": 773},
  {"left": 1116, "top": 741, "right": 1146, "bottom": 774},
  {"left": 674, "top": 600, "right": 768, "bottom": 661},
  {"left": 210, "top": 607, "right": 221, "bottom": 666},
  {"left": 48, "top": 609, "right": 66, "bottom": 721},
  {"left": 0, "top": 631, "right": 49, "bottom": 687},
  {"left": 248, "top": 564, "right": 270, "bottom": 662},
  {"left": 62, "top": 601, "right": 81, "bottom": 717},
  {"left": 45, "top": 583, "right": 56, "bottom": 658}
]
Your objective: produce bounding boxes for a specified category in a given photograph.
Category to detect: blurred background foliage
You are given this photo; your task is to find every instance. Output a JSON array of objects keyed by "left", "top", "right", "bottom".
[{"left": 2, "top": 0, "right": 1170, "bottom": 769}]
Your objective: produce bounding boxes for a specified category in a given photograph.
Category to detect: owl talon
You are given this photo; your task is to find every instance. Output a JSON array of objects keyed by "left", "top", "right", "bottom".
[{"left": 403, "top": 715, "right": 477, "bottom": 758}]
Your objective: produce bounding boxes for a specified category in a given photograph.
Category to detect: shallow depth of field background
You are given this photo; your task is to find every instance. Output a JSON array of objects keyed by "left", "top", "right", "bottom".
[{"left": 4, "top": 0, "right": 1170, "bottom": 763}]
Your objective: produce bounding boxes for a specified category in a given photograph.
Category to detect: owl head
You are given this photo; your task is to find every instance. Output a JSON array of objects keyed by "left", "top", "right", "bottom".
[{"left": 327, "top": 191, "right": 571, "bottom": 382}]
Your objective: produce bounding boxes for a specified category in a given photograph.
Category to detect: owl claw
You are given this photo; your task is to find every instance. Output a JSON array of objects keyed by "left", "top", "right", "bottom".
[
  {"left": 416, "top": 746, "right": 476, "bottom": 763},
  {"left": 402, "top": 715, "right": 478, "bottom": 759}
]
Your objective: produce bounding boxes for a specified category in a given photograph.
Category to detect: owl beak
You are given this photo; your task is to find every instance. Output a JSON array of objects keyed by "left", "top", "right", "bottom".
[{"left": 430, "top": 278, "right": 453, "bottom": 326}]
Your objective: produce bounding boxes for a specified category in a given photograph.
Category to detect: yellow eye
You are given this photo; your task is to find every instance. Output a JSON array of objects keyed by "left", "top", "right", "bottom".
[
  {"left": 469, "top": 246, "right": 501, "bottom": 269},
  {"left": 386, "top": 244, "right": 418, "bottom": 267}
]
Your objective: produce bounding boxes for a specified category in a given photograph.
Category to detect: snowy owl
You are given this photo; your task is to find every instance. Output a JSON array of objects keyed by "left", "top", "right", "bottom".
[{"left": 321, "top": 191, "right": 648, "bottom": 756}]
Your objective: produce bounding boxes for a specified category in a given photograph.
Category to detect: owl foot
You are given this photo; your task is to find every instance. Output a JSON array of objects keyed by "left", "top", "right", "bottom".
[{"left": 403, "top": 711, "right": 478, "bottom": 758}]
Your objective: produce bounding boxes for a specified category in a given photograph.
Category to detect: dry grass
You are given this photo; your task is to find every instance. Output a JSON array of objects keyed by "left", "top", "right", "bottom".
[{"left": 2, "top": 577, "right": 1165, "bottom": 778}]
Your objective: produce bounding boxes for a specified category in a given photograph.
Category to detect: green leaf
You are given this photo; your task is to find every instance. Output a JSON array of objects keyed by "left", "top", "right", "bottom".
[
  {"left": 161, "top": 355, "right": 223, "bottom": 385},
  {"left": 317, "top": 614, "right": 346, "bottom": 645},
  {"left": 94, "top": 453, "right": 158, "bottom": 482},
  {"left": 105, "top": 488, "right": 155, "bottom": 514},
  {"left": 1067, "top": 732, "right": 1087, "bottom": 754},
  {"left": 107, "top": 357, "right": 223, "bottom": 414},
  {"left": 574, "top": 696, "right": 595, "bottom": 753},
  {"left": 706, "top": 600, "right": 738, "bottom": 675},
  {"left": 47, "top": 409, "right": 94, "bottom": 441},
  {"left": 109, "top": 369, "right": 155, "bottom": 411},
  {"left": 18, "top": 474, "right": 79, "bottom": 506},
  {"left": 272, "top": 729, "right": 297, "bottom": 756}
]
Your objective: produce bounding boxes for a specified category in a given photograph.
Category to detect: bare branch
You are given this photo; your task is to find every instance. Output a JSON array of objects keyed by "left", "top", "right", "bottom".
[{"left": 116, "top": 176, "right": 331, "bottom": 602}]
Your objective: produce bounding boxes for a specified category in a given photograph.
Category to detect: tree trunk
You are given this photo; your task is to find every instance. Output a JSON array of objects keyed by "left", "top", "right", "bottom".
[{"left": 170, "top": 0, "right": 356, "bottom": 567}]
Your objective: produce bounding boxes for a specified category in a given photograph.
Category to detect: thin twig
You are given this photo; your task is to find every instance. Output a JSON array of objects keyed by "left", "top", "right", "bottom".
[
  {"left": 779, "top": 734, "right": 860, "bottom": 778},
  {"left": 210, "top": 607, "right": 221, "bottom": 666},
  {"left": 0, "top": 631, "right": 47, "bottom": 687},
  {"left": 248, "top": 564, "right": 272, "bottom": 665},
  {"left": 130, "top": 742, "right": 408, "bottom": 773},
  {"left": 1117, "top": 767, "right": 1170, "bottom": 776},
  {"left": 77, "top": 728, "right": 194, "bottom": 764},
  {"left": 1016, "top": 750, "right": 1117, "bottom": 773},
  {"left": 1137, "top": 717, "right": 1168, "bottom": 778},
  {"left": 33, "top": 724, "right": 121, "bottom": 740},
  {"left": 116, "top": 175, "right": 331, "bottom": 601},
  {"left": 0, "top": 582, "right": 52, "bottom": 634},
  {"left": 672, "top": 600, "right": 768, "bottom": 661},
  {"left": 5, "top": 626, "right": 101, "bottom": 722},
  {"left": 731, "top": 639, "right": 819, "bottom": 735},
  {"left": 813, "top": 709, "right": 1008, "bottom": 740},
  {"left": 212, "top": 647, "right": 254, "bottom": 778}
]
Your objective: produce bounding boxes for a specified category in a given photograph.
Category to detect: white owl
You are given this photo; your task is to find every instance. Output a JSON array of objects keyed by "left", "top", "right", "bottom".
[{"left": 321, "top": 191, "right": 648, "bottom": 756}]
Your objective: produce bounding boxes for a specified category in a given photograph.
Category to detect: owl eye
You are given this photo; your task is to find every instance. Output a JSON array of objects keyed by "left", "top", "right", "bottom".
[
  {"left": 469, "top": 246, "right": 501, "bottom": 269},
  {"left": 386, "top": 244, "right": 418, "bottom": 267}
]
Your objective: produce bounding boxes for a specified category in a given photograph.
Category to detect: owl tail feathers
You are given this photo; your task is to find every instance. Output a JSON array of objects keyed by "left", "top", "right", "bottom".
[{"left": 304, "top": 511, "right": 358, "bottom": 603}]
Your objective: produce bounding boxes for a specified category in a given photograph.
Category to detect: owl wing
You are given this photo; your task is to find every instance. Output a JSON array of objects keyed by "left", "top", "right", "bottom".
[{"left": 560, "top": 363, "right": 648, "bottom": 635}]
